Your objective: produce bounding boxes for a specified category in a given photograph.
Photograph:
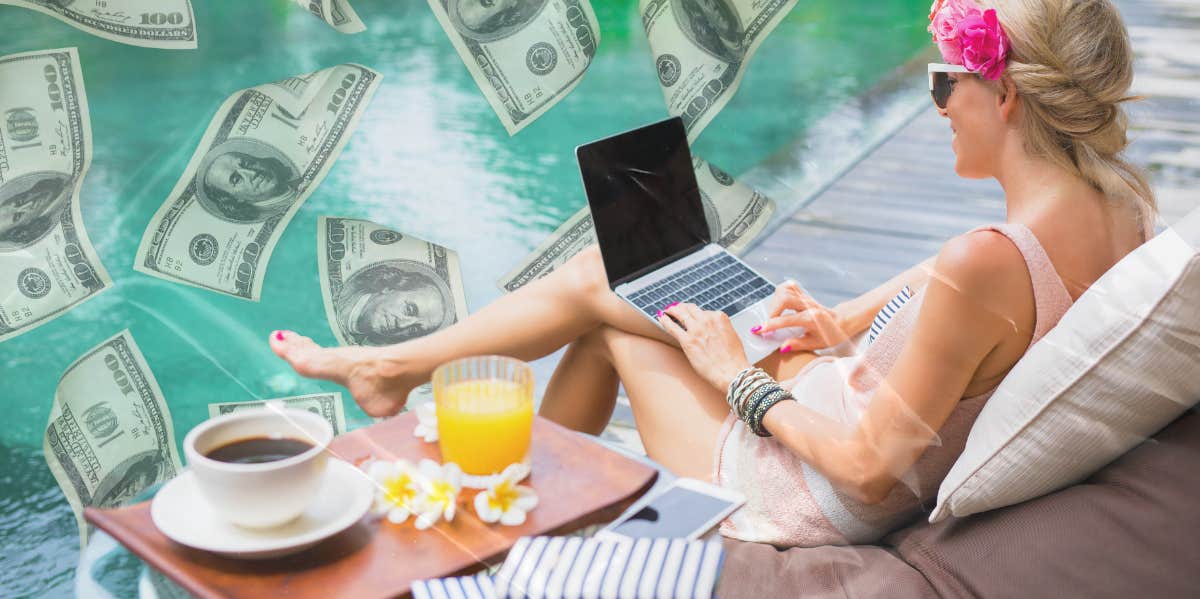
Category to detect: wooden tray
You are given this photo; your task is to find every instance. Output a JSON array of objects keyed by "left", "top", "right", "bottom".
[{"left": 86, "top": 414, "right": 657, "bottom": 599}]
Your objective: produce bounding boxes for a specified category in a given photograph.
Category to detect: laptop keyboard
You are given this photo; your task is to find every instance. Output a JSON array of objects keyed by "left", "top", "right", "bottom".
[{"left": 627, "top": 253, "right": 775, "bottom": 318}]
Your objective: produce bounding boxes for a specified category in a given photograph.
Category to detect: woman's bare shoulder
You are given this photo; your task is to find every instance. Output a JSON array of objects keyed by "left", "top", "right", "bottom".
[{"left": 930, "top": 229, "right": 1036, "bottom": 337}]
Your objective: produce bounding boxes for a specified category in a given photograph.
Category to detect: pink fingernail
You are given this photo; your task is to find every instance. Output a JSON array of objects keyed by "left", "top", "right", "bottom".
[
  {"left": 656, "top": 310, "right": 663, "bottom": 318},
  {"left": 665, "top": 301, "right": 679, "bottom": 309},
  {"left": 275, "top": 331, "right": 285, "bottom": 341},
  {"left": 781, "top": 345, "right": 792, "bottom": 353},
  {"left": 750, "top": 325, "right": 762, "bottom": 334}
]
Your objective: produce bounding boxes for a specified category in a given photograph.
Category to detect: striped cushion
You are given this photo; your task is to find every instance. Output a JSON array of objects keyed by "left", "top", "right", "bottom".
[
  {"left": 867, "top": 285, "right": 913, "bottom": 344},
  {"left": 412, "top": 536, "right": 724, "bottom": 599},
  {"left": 413, "top": 572, "right": 495, "bottom": 599}
]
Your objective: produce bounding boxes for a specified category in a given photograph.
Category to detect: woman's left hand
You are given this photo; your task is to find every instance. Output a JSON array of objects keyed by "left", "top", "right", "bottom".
[{"left": 658, "top": 302, "right": 752, "bottom": 391}]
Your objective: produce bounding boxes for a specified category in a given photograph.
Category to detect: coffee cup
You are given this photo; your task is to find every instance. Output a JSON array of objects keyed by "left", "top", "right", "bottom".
[{"left": 183, "top": 405, "right": 334, "bottom": 529}]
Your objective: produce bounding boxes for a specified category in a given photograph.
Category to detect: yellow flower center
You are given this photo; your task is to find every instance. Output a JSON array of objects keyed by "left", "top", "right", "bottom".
[
  {"left": 487, "top": 481, "right": 519, "bottom": 513},
  {"left": 383, "top": 473, "right": 416, "bottom": 506},
  {"left": 428, "top": 480, "right": 455, "bottom": 506}
]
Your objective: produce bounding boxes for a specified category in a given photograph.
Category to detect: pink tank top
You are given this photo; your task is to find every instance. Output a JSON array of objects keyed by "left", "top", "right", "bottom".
[{"left": 714, "top": 223, "right": 1075, "bottom": 546}]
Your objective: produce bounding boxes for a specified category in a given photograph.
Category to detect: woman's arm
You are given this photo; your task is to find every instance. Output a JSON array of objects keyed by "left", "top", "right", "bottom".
[
  {"left": 833, "top": 255, "right": 936, "bottom": 337},
  {"left": 753, "top": 255, "right": 936, "bottom": 353},
  {"left": 763, "top": 232, "right": 1027, "bottom": 503}
]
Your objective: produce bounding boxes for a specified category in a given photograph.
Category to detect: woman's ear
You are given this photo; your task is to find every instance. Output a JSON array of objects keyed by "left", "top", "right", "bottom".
[{"left": 998, "top": 76, "right": 1019, "bottom": 123}]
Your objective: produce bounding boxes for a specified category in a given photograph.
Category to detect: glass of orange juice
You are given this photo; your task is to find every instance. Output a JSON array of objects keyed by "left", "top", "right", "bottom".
[{"left": 432, "top": 355, "right": 534, "bottom": 485}]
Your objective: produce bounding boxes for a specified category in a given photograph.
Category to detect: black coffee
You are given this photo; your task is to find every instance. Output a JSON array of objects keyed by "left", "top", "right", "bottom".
[{"left": 205, "top": 436, "right": 314, "bottom": 464}]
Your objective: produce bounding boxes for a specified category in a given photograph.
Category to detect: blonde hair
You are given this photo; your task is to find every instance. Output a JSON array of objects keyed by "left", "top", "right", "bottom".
[{"left": 981, "top": 0, "right": 1156, "bottom": 230}]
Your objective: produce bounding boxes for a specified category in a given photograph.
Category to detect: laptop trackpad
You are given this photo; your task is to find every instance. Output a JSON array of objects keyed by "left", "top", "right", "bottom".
[{"left": 729, "top": 306, "right": 806, "bottom": 363}]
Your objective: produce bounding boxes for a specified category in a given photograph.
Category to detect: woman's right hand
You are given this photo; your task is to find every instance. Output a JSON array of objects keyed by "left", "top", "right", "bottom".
[{"left": 752, "top": 281, "right": 851, "bottom": 353}]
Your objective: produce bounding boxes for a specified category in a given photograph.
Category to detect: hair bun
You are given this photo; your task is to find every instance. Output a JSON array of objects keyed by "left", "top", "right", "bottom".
[{"left": 982, "top": 0, "right": 1155, "bottom": 219}]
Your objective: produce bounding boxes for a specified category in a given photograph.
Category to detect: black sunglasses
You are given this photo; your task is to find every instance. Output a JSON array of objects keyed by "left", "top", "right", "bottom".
[{"left": 928, "top": 63, "right": 974, "bottom": 109}]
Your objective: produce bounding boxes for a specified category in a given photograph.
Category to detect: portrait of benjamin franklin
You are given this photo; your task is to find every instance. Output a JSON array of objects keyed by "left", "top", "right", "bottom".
[
  {"left": 92, "top": 450, "right": 167, "bottom": 510},
  {"left": 675, "top": 0, "right": 745, "bottom": 64},
  {"left": 195, "top": 138, "right": 301, "bottom": 224},
  {"left": 336, "top": 260, "right": 458, "bottom": 346},
  {"left": 447, "top": 0, "right": 548, "bottom": 43},
  {"left": 0, "top": 171, "right": 72, "bottom": 252}
]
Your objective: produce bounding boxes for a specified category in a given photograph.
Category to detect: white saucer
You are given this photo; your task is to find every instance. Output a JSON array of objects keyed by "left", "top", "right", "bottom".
[{"left": 151, "top": 459, "right": 372, "bottom": 559}]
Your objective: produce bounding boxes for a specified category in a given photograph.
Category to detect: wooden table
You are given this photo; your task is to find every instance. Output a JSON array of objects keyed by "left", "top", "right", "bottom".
[{"left": 86, "top": 414, "right": 658, "bottom": 599}]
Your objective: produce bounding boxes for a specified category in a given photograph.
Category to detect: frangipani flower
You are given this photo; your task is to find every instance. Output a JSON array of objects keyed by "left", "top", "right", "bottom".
[
  {"left": 413, "top": 459, "right": 462, "bottom": 530},
  {"left": 474, "top": 463, "right": 538, "bottom": 526},
  {"left": 413, "top": 402, "right": 438, "bottom": 443},
  {"left": 366, "top": 459, "right": 425, "bottom": 524}
]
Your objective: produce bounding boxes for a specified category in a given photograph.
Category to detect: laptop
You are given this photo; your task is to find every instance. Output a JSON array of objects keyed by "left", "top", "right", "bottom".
[{"left": 577, "top": 116, "right": 781, "bottom": 364}]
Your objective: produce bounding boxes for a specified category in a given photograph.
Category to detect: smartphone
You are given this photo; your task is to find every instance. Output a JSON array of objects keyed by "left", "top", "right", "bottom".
[{"left": 595, "top": 478, "right": 745, "bottom": 542}]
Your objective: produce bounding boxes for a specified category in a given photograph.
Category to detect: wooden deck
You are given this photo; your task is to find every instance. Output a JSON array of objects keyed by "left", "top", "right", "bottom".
[{"left": 740, "top": 0, "right": 1200, "bottom": 307}]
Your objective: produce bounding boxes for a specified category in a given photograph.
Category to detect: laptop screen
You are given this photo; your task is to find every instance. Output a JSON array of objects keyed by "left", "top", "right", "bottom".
[{"left": 577, "top": 117, "right": 710, "bottom": 288}]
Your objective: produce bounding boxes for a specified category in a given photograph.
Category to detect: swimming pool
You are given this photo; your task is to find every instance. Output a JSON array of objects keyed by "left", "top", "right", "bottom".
[{"left": 0, "top": 0, "right": 932, "bottom": 595}]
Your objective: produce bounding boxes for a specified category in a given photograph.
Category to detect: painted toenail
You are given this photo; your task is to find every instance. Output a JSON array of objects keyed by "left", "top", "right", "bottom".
[{"left": 275, "top": 331, "right": 285, "bottom": 341}]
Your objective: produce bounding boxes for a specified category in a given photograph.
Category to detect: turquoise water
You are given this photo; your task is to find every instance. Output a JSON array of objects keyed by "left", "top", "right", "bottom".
[{"left": 0, "top": 0, "right": 932, "bottom": 595}]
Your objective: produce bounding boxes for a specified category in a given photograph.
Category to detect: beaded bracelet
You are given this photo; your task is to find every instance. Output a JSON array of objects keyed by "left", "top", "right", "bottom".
[
  {"left": 740, "top": 380, "right": 779, "bottom": 420},
  {"left": 748, "top": 386, "right": 794, "bottom": 437},
  {"left": 725, "top": 367, "right": 759, "bottom": 407},
  {"left": 725, "top": 367, "right": 796, "bottom": 437},
  {"left": 733, "top": 371, "right": 769, "bottom": 410},
  {"left": 725, "top": 367, "right": 769, "bottom": 413}
]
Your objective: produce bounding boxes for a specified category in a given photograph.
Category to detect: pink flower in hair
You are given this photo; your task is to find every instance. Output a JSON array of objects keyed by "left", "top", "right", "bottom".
[
  {"left": 927, "top": 0, "right": 1009, "bottom": 79},
  {"left": 928, "top": 0, "right": 975, "bottom": 64},
  {"left": 958, "top": 9, "right": 1009, "bottom": 80}
]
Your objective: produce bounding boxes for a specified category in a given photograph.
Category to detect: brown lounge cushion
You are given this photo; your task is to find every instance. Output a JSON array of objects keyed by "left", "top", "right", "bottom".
[{"left": 716, "top": 408, "right": 1200, "bottom": 598}]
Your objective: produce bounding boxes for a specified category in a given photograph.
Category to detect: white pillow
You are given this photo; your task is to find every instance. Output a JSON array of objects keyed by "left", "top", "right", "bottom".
[{"left": 930, "top": 208, "right": 1200, "bottom": 522}]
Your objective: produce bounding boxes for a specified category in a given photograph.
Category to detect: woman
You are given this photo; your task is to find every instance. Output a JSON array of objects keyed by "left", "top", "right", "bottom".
[{"left": 270, "top": 0, "right": 1155, "bottom": 546}]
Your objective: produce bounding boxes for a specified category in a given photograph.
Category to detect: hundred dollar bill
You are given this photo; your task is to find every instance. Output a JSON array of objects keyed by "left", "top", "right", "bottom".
[
  {"left": 208, "top": 392, "right": 347, "bottom": 435},
  {"left": 43, "top": 330, "right": 181, "bottom": 550},
  {"left": 319, "top": 217, "right": 468, "bottom": 347},
  {"left": 498, "top": 157, "right": 774, "bottom": 291},
  {"left": 295, "top": 0, "right": 366, "bottom": 34},
  {"left": 0, "top": 0, "right": 197, "bottom": 49},
  {"left": 0, "top": 48, "right": 112, "bottom": 343},
  {"left": 426, "top": 0, "right": 600, "bottom": 135},
  {"left": 134, "top": 64, "right": 381, "bottom": 301},
  {"left": 641, "top": 0, "right": 798, "bottom": 141}
]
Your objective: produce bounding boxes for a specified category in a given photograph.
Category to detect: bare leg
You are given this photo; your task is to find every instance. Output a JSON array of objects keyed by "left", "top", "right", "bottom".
[
  {"left": 270, "top": 247, "right": 675, "bottom": 416},
  {"left": 539, "top": 328, "right": 823, "bottom": 476},
  {"left": 538, "top": 330, "right": 621, "bottom": 436},
  {"left": 556, "top": 326, "right": 730, "bottom": 479},
  {"left": 584, "top": 328, "right": 824, "bottom": 478}
]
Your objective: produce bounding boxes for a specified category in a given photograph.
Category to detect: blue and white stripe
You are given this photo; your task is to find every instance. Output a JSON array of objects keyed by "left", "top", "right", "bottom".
[
  {"left": 868, "top": 285, "right": 913, "bottom": 345},
  {"left": 412, "top": 536, "right": 724, "bottom": 599}
]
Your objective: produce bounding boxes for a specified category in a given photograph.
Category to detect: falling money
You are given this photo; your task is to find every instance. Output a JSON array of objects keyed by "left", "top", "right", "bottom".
[
  {"left": 641, "top": 0, "right": 798, "bottom": 140},
  {"left": 0, "top": 47, "right": 112, "bottom": 344},
  {"left": 319, "top": 216, "right": 468, "bottom": 347},
  {"left": 208, "top": 392, "right": 348, "bottom": 435},
  {"left": 134, "top": 64, "right": 382, "bottom": 301},
  {"left": 0, "top": 0, "right": 197, "bottom": 49},
  {"left": 295, "top": 0, "right": 366, "bottom": 34},
  {"left": 43, "top": 330, "right": 181, "bottom": 549},
  {"left": 425, "top": 0, "right": 601, "bottom": 135}
]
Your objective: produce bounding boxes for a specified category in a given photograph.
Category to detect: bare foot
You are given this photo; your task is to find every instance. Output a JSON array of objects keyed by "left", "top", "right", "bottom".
[{"left": 268, "top": 330, "right": 425, "bottom": 417}]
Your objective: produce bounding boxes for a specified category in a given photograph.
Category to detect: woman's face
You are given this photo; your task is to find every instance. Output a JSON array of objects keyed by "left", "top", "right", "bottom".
[{"left": 938, "top": 73, "right": 1007, "bottom": 179}]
